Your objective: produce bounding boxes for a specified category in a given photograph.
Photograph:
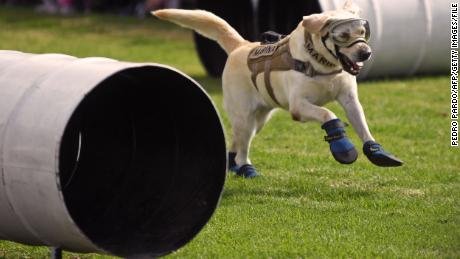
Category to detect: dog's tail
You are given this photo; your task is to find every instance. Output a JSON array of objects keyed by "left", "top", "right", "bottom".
[{"left": 152, "top": 9, "right": 247, "bottom": 54}]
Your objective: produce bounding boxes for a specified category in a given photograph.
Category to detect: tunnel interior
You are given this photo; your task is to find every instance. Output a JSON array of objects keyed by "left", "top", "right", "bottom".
[{"left": 59, "top": 66, "right": 227, "bottom": 257}]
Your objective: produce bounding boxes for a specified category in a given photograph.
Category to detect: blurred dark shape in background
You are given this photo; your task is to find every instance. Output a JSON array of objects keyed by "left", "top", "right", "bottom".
[{"left": 0, "top": 0, "right": 191, "bottom": 17}]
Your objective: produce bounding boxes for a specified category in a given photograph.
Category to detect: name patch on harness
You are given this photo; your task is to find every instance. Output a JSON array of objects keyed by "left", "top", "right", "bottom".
[{"left": 249, "top": 44, "right": 279, "bottom": 59}]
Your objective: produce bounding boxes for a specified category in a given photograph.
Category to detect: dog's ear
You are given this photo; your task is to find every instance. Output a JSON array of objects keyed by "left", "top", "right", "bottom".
[
  {"left": 342, "top": 0, "right": 360, "bottom": 15},
  {"left": 302, "top": 14, "right": 330, "bottom": 34}
]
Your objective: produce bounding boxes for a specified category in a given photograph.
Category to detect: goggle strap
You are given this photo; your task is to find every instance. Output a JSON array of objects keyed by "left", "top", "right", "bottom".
[
  {"left": 321, "top": 33, "right": 338, "bottom": 59},
  {"left": 329, "top": 18, "right": 369, "bottom": 31},
  {"left": 347, "top": 39, "right": 367, "bottom": 47}
]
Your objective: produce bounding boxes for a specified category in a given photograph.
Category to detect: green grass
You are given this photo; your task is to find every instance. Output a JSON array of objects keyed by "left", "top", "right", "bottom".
[{"left": 0, "top": 7, "right": 459, "bottom": 259}]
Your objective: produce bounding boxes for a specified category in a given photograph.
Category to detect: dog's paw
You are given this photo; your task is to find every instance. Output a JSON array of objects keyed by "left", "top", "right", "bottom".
[
  {"left": 322, "top": 119, "right": 358, "bottom": 164},
  {"left": 329, "top": 138, "right": 358, "bottom": 164},
  {"left": 363, "top": 141, "right": 403, "bottom": 167},
  {"left": 228, "top": 153, "right": 259, "bottom": 178},
  {"left": 236, "top": 164, "right": 259, "bottom": 178}
]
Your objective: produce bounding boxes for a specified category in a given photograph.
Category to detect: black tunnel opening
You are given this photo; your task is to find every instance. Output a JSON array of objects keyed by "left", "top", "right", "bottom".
[{"left": 59, "top": 66, "right": 227, "bottom": 257}]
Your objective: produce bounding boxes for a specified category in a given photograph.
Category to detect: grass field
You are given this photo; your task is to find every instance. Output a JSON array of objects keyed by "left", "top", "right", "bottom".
[{"left": 0, "top": 6, "right": 459, "bottom": 259}]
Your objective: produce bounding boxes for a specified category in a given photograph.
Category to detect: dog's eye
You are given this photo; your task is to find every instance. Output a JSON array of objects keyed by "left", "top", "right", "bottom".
[{"left": 338, "top": 32, "right": 350, "bottom": 42}]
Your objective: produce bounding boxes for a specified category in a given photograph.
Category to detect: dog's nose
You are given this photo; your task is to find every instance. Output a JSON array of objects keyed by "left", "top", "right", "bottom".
[{"left": 359, "top": 50, "right": 372, "bottom": 61}]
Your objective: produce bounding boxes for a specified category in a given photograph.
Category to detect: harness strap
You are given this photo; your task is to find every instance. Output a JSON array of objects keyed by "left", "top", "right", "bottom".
[
  {"left": 321, "top": 33, "right": 339, "bottom": 60},
  {"left": 247, "top": 33, "right": 342, "bottom": 106},
  {"left": 251, "top": 71, "right": 259, "bottom": 91},
  {"left": 264, "top": 60, "right": 281, "bottom": 106}
]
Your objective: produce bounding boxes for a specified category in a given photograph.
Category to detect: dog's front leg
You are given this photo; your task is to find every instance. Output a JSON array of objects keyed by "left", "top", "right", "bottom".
[
  {"left": 290, "top": 97, "right": 358, "bottom": 164},
  {"left": 337, "top": 85, "right": 403, "bottom": 167},
  {"left": 336, "top": 90, "right": 374, "bottom": 143}
]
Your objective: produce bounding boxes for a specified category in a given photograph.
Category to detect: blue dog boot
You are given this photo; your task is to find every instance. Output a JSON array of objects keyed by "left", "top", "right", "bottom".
[
  {"left": 228, "top": 152, "right": 258, "bottom": 178},
  {"left": 363, "top": 141, "right": 403, "bottom": 167},
  {"left": 236, "top": 164, "right": 259, "bottom": 178},
  {"left": 228, "top": 152, "right": 238, "bottom": 171},
  {"left": 322, "top": 119, "right": 358, "bottom": 164}
]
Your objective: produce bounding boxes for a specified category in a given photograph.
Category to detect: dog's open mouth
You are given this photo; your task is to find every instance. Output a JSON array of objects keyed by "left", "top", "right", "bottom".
[{"left": 338, "top": 53, "right": 363, "bottom": 76}]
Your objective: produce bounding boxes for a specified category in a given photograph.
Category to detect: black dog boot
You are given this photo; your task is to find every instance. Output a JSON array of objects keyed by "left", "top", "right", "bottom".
[
  {"left": 363, "top": 141, "right": 403, "bottom": 167},
  {"left": 228, "top": 152, "right": 259, "bottom": 178},
  {"left": 228, "top": 152, "right": 237, "bottom": 171},
  {"left": 322, "top": 119, "right": 358, "bottom": 164}
]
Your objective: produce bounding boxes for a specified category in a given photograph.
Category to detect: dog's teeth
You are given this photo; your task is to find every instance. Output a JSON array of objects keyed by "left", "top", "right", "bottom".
[{"left": 357, "top": 62, "right": 364, "bottom": 67}]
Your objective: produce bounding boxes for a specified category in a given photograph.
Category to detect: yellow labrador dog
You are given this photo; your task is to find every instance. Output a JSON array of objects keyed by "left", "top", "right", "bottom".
[{"left": 153, "top": 0, "right": 402, "bottom": 178}]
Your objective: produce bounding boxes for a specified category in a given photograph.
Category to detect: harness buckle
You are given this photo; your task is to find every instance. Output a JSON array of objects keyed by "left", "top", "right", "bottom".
[{"left": 293, "top": 60, "right": 306, "bottom": 73}]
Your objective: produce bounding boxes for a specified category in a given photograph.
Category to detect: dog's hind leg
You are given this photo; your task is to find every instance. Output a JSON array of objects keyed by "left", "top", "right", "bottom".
[
  {"left": 227, "top": 112, "right": 260, "bottom": 178},
  {"left": 227, "top": 108, "right": 272, "bottom": 177},
  {"left": 227, "top": 106, "right": 273, "bottom": 178},
  {"left": 255, "top": 107, "right": 274, "bottom": 133}
]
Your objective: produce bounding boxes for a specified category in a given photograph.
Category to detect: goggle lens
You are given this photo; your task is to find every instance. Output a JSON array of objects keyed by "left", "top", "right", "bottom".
[{"left": 329, "top": 19, "right": 370, "bottom": 47}]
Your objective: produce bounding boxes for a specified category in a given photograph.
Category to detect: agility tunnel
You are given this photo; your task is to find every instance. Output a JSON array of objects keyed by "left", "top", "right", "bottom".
[
  {"left": 0, "top": 50, "right": 227, "bottom": 257},
  {"left": 192, "top": 0, "right": 449, "bottom": 79}
]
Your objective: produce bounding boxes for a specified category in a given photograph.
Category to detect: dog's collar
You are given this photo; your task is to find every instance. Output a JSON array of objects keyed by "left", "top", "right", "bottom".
[{"left": 292, "top": 58, "right": 342, "bottom": 77}]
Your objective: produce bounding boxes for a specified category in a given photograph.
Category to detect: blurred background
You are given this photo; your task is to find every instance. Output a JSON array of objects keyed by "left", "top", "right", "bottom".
[
  {"left": 0, "top": 0, "right": 186, "bottom": 17},
  {"left": 0, "top": 0, "right": 450, "bottom": 79}
]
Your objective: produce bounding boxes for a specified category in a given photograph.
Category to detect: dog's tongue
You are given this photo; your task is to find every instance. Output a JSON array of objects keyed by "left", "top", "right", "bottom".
[
  {"left": 352, "top": 62, "right": 360, "bottom": 70},
  {"left": 351, "top": 62, "right": 364, "bottom": 73}
]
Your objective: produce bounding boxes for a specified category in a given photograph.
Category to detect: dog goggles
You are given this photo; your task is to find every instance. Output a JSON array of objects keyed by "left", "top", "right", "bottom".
[{"left": 326, "top": 18, "right": 370, "bottom": 47}]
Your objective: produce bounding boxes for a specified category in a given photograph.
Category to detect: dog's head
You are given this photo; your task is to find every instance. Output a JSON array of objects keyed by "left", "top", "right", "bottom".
[{"left": 302, "top": 0, "right": 372, "bottom": 75}]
